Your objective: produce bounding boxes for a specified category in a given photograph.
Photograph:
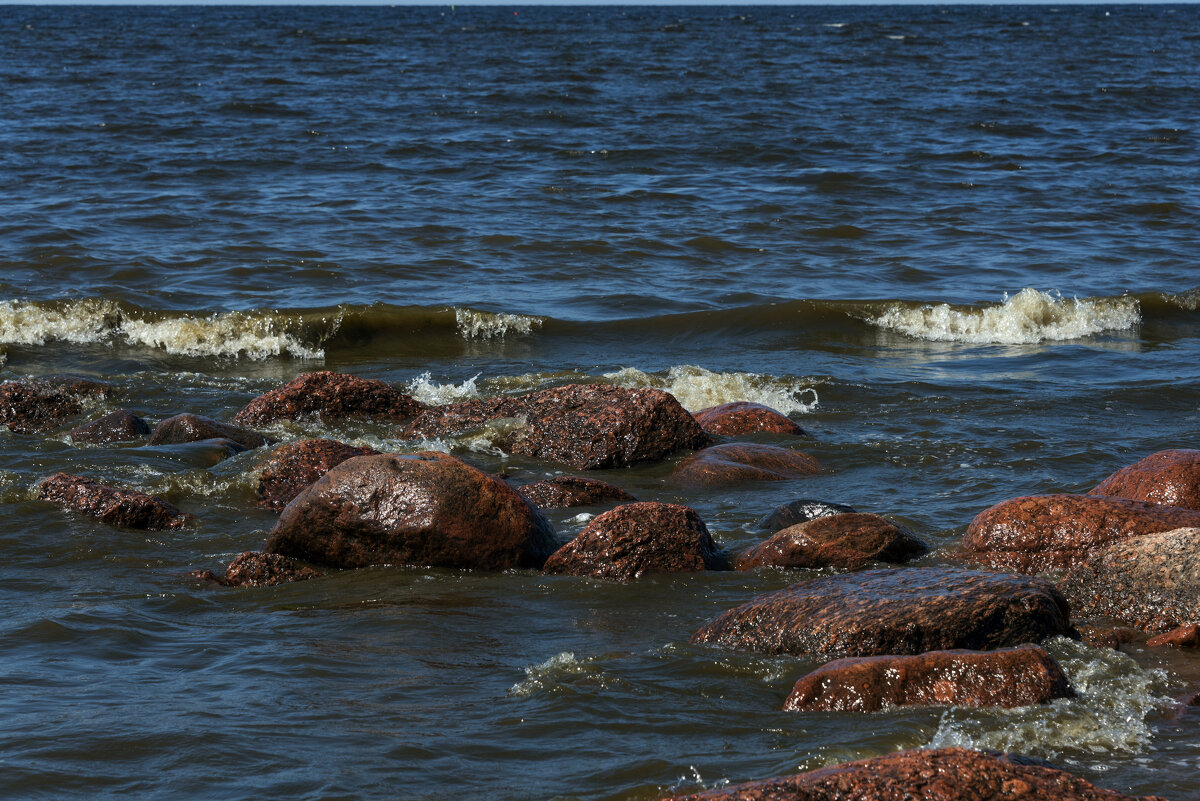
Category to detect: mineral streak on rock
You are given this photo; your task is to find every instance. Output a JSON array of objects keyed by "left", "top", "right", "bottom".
[
  {"left": 37, "top": 472, "right": 193, "bottom": 530},
  {"left": 0, "top": 376, "right": 109, "bottom": 434},
  {"left": 670, "top": 443, "right": 820, "bottom": 487},
  {"left": 517, "top": 475, "right": 637, "bottom": 509},
  {"left": 736, "top": 512, "right": 928, "bottom": 571},
  {"left": 148, "top": 413, "right": 272, "bottom": 450},
  {"left": 67, "top": 409, "right": 151, "bottom": 444},
  {"left": 234, "top": 370, "right": 426, "bottom": 426},
  {"left": 756, "top": 499, "right": 858, "bottom": 533},
  {"left": 257, "top": 438, "right": 380, "bottom": 512},
  {"left": 691, "top": 401, "right": 808, "bottom": 437},
  {"left": 1091, "top": 449, "right": 1200, "bottom": 511}
]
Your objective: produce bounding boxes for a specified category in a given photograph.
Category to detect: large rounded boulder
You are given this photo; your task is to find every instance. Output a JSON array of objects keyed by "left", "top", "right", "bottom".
[
  {"left": 235, "top": 371, "right": 426, "bottom": 426},
  {"left": 670, "top": 443, "right": 820, "bottom": 487},
  {"left": 68, "top": 409, "right": 151, "bottom": 444},
  {"left": 148, "top": 413, "right": 271, "bottom": 450},
  {"left": 692, "top": 401, "right": 807, "bottom": 437},
  {"left": 736, "top": 512, "right": 928, "bottom": 571},
  {"left": 1091, "top": 449, "right": 1200, "bottom": 511},
  {"left": 257, "top": 438, "right": 380, "bottom": 512}
]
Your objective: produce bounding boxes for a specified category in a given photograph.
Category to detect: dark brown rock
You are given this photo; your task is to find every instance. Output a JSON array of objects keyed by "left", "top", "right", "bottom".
[
  {"left": 736, "top": 512, "right": 928, "bottom": 571},
  {"left": 692, "top": 401, "right": 808, "bottom": 437},
  {"left": 1147, "top": 624, "right": 1200, "bottom": 648},
  {"left": 782, "top": 646, "right": 1074, "bottom": 713},
  {"left": 192, "top": 552, "right": 322, "bottom": 587},
  {"left": 257, "top": 438, "right": 380, "bottom": 512},
  {"left": 235, "top": 371, "right": 425, "bottom": 426},
  {"left": 1076, "top": 624, "right": 1145, "bottom": 650},
  {"left": 963, "top": 494, "right": 1200, "bottom": 573},
  {"left": 661, "top": 747, "right": 1168, "bottom": 801},
  {"left": 265, "top": 451, "right": 558, "bottom": 570},
  {"left": 691, "top": 567, "right": 1075, "bottom": 658},
  {"left": 517, "top": 476, "right": 637, "bottom": 509},
  {"left": 1091, "top": 449, "right": 1200, "bottom": 511},
  {"left": 37, "top": 472, "right": 192, "bottom": 530},
  {"left": 670, "top": 443, "right": 820, "bottom": 487},
  {"left": 401, "top": 383, "right": 709, "bottom": 469},
  {"left": 148, "top": 413, "right": 271, "bottom": 450},
  {"left": 542, "top": 502, "right": 725, "bottom": 581},
  {"left": 756, "top": 499, "right": 857, "bottom": 533},
  {"left": 67, "top": 409, "right": 150, "bottom": 444},
  {"left": 0, "top": 376, "right": 108, "bottom": 434}
]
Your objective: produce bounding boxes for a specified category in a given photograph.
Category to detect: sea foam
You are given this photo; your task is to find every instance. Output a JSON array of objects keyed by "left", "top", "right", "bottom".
[
  {"left": 453, "top": 307, "right": 543, "bottom": 340},
  {"left": 603, "top": 365, "right": 819, "bottom": 414}
]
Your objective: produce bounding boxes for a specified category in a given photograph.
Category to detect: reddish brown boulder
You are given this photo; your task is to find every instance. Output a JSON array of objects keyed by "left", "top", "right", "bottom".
[
  {"left": 671, "top": 443, "right": 820, "bottom": 487},
  {"left": 736, "top": 513, "right": 927, "bottom": 571},
  {"left": 265, "top": 451, "right": 558, "bottom": 570},
  {"left": 756, "top": 499, "right": 857, "bottom": 533},
  {"left": 148, "top": 413, "right": 271, "bottom": 450},
  {"left": 68, "top": 409, "right": 150, "bottom": 444},
  {"left": 691, "top": 567, "right": 1074, "bottom": 658},
  {"left": 0, "top": 376, "right": 108, "bottom": 434},
  {"left": 192, "top": 552, "right": 322, "bottom": 587},
  {"left": 963, "top": 494, "right": 1200, "bottom": 573},
  {"left": 235, "top": 371, "right": 425, "bottom": 426},
  {"left": 401, "top": 384, "right": 709, "bottom": 469},
  {"left": 543, "top": 502, "right": 725, "bottom": 581},
  {"left": 518, "top": 476, "right": 637, "bottom": 509},
  {"left": 257, "top": 438, "right": 379, "bottom": 512},
  {"left": 661, "top": 747, "right": 1168, "bottom": 801},
  {"left": 37, "top": 472, "right": 192, "bottom": 530},
  {"left": 1091, "top": 450, "right": 1200, "bottom": 511},
  {"left": 692, "top": 401, "right": 808, "bottom": 437},
  {"left": 782, "top": 645, "right": 1074, "bottom": 713},
  {"left": 1147, "top": 624, "right": 1200, "bottom": 648}
]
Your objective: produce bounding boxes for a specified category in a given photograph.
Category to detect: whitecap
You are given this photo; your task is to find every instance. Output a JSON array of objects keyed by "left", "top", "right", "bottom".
[
  {"left": 453, "top": 307, "right": 543, "bottom": 340},
  {"left": 603, "top": 365, "right": 819, "bottom": 414}
]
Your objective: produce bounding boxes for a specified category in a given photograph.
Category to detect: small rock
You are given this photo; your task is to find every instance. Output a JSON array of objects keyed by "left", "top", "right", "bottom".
[
  {"left": 756, "top": 499, "right": 858, "bottom": 533},
  {"left": 1075, "top": 624, "right": 1145, "bottom": 650},
  {"left": 37, "top": 472, "right": 192, "bottom": 530},
  {"left": 517, "top": 476, "right": 637, "bottom": 509},
  {"left": 235, "top": 371, "right": 425, "bottom": 426},
  {"left": 0, "top": 376, "right": 108, "bottom": 434},
  {"left": 1091, "top": 449, "right": 1200, "bottom": 511},
  {"left": 670, "top": 443, "right": 820, "bottom": 487},
  {"left": 1147, "top": 624, "right": 1200, "bottom": 649},
  {"left": 67, "top": 409, "right": 150, "bottom": 444},
  {"left": 257, "top": 438, "right": 380, "bottom": 512},
  {"left": 736, "top": 512, "right": 928, "bottom": 571},
  {"left": 193, "top": 552, "right": 322, "bottom": 587},
  {"left": 692, "top": 401, "right": 808, "bottom": 437},
  {"left": 148, "top": 413, "right": 271, "bottom": 450}
]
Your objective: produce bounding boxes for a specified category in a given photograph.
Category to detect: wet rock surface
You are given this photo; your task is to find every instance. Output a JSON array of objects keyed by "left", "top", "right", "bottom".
[
  {"left": 235, "top": 370, "right": 426, "bottom": 426},
  {"left": 691, "top": 567, "right": 1075, "bottom": 658},
  {"left": 265, "top": 451, "right": 558, "bottom": 570},
  {"left": 963, "top": 494, "right": 1200, "bottom": 573},
  {"left": 37, "top": 472, "right": 192, "bottom": 530},
  {"left": 692, "top": 401, "right": 807, "bottom": 437},
  {"left": 1091, "top": 449, "right": 1200, "bottom": 511},
  {"left": 67, "top": 409, "right": 151, "bottom": 444},
  {"left": 756, "top": 499, "right": 858, "bottom": 533},
  {"left": 736, "top": 512, "right": 928, "bottom": 571},
  {"left": 148, "top": 413, "right": 272, "bottom": 450},
  {"left": 401, "top": 383, "right": 709, "bottom": 469},
  {"left": 661, "top": 747, "right": 1169, "bottom": 801},
  {"left": 517, "top": 475, "right": 637, "bottom": 509},
  {"left": 257, "top": 438, "right": 380, "bottom": 512},
  {"left": 0, "top": 376, "right": 109, "bottom": 434},
  {"left": 782, "top": 645, "right": 1074, "bottom": 713},
  {"left": 670, "top": 443, "right": 820, "bottom": 487},
  {"left": 1147, "top": 624, "right": 1200, "bottom": 649},
  {"left": 192, "top": 552, "right": 322, "bottom": 587},
  {"left": 542, "top": 502, "right": 725, "bottom": 581}
]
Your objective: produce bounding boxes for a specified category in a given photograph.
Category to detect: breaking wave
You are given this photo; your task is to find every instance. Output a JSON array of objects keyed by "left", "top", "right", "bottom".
[{"left": 603, "top": 365, "right": 819, "bottom": 414}]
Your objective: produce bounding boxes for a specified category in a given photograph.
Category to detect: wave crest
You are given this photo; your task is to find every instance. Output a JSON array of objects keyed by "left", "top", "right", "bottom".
[{"left": 603, "top": 365, "right": 819, "bottom": 414}]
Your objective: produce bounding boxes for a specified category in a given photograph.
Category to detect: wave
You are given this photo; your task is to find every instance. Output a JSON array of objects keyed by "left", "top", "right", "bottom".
[{"left": 602, "top": 365, "right": 819, "bottom": 414}]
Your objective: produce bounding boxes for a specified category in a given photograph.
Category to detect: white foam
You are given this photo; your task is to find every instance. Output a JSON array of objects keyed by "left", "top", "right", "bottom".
[
  {"left": 509, "top": 652, "right": 588, "bottom": 697},
  {"left": 453, "top": 308, "right": 543, "bottom": 340},
  {"left": 0, "top": 298, "right": 121, "bottom": 345},
  {"left": 404, "top": 371, "right": 482, "bottom": 405},
  {"left": 869, "top": 288, "right": 1141, "bottom": 344},
  {"left": 603, "top": 365, "right": 819, "bottom": 414}
]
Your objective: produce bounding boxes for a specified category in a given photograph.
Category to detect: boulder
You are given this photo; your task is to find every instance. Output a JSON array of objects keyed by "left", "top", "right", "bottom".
[
  {"left": 692, "top": 401, "right": 808, "bottom": 437},
  {"left": 257, "top": 438, "right": 379, "bottom": 512},
  {"left": 148, "top": 413, "right": 271, "bottom": 450},
  {"left": 736, "top": 513, "right": 928, "bottom": 571},
  {"left": 756, "top": 499, "right": 858, "bottom": 533},
  {"left": 661, "top": 747, "right": 1168, "bottom": 801},
  {"left": 963, "top": 494, "right": 1200, "bottom": 573},
  {"left": 191, "top": 552, "right": 322, "bottom": 587},
  {"left": 265, "top": 451, "right": 558, "bottom": 571},
  {"left": 517, "top": 476, "right": 637, "bottom": 509},
  {"left": 1147, "top": 624, "right": 1200, "bottom": 649},
  {"left": 0, "top": 376, "right": 108, "bottom": 434},
  {"left": 1091, "top": 449, "right": 1200, "bottom": 511},
  {"left": 670, "top": 443, "right": 820, "bottom": 487},
  {"left": 37, "top": 472, "right": 192, "bottom": 530},
  {"left": 691, "top": 567, "right": 1074, "bottom": 658},
  {"left": 234, "top": 370, "right": 425, "bottom": 426},
  {"left": 67, "top": 409, "right": 150, "bottom": 444},
  {"left": 782, "top": 645, "right": 1074, "bottom": 713},
  {"left": 542, "top": 502, "right": 725, "bottom": 581},
  {"left": 401, "top": 384, "right": 709, "bottom": 469}
]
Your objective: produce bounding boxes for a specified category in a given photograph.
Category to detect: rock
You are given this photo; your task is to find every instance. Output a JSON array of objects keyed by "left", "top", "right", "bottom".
[
  {"left": 1075, "top": 624, "right": 1145, "bottom": 650},
  {"left": 692, "top": 401, "right": 808, "bottom": 437},
  {"left": 401, "top": 383, "right": 709, "bottom": 469},
  {"left": 67, "top": 409, "right": 150, "bottom": 444},
  {"left": 670, "top": 443, "right": 820, "bottom": 487},
  {"left": 147, "top": 413, "right": 271, "bottom": 450},
  {"left": 756, "top": 499, "right": 858, "bottom": 533},
  {"left": 0, "top": 376, "right": 108, "bottom": 434},
  {"left": 691, "top": 567, "right": 1075, "bottom": 658},
  {"left": 661, "top": 747, "right": 1168, "bottom": 801},
  {"left": 782, "top": 645, "right": 1074, "bottom": 713},
  {"left": 1147, "top": 624, "right": 1200, "bottom": 648},
  {"left": 542, "top": 502, "right": 725, "bottom": 581},
  {"left": 191, "top": 552, "right": 322, "bottom": 587},
  {"left": 1058, "top": 527, "right": 1200, "bottom": 633},
  {"left": 963, "top": 494, "right": 1200, "bottom": 573},
  {"left": 1091, "top": 449, "right": 1200, "bottom": 511},
  {"left": 736, "top": 513, "right": 928, "bottom": 571},
  {"left": 257, "top": 438, "right": 379, "bottom": 512},
  {"left": 517, "top": 476, "right": 637, "bottom": 509},
  {"left": 37, "top": 472, "right": 192, "bottom": 530},
  {"left": 265, "top": 452, "right": 558, "bottom": 571},
  {"left": 235, "top": 371, "right": 425, "bottom": 427}
]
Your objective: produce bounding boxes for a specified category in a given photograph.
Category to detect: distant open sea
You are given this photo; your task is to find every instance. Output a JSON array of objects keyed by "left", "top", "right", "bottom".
[{"left": 2, "top": 4, "right": 1200, "bottom": 799}]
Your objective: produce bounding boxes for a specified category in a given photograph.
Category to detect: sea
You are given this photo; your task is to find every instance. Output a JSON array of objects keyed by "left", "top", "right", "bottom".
[{"left": 2, "top": 4, "right": 1200, "bottom": 799}]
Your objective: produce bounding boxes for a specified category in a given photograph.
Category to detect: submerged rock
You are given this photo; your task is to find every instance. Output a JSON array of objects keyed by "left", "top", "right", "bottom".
[
  {"left": 736, "top": 512, "right": 928, "bottom": 571},
  {"left": 1091, "top": 449, "right": 1200, "bottom": 511},
  {"left": 235, "top": 370, "right": 426, "bottom": 426},
  {"left": 691, "top": 401, "right": 807, "bottom": 437},
  {"left": 756, "top": 499, "right": 858, "bottom": 533},
  {"left": 257, "top": 438, "right": 380, "bottom": 512},
  {"left": 192, "top": 551, "right": 322, "bottom": 587},
  {"left": 148, "top": 413, "right": 272, "bottom": 451},
  {"left": 517, "top": 475, "right": 637, "bottom": 509},
  {"left": 0, "top": 376, "right": 108, "bottom": 434},
  {"left": 670, "top": 443, "right": 820, "bottom": 487},
  {"left": 67, "top": 409, "right": 151, "bottom": 444},
  {"left": 37, "top": 472, "right": 192, "bottom": 530}
]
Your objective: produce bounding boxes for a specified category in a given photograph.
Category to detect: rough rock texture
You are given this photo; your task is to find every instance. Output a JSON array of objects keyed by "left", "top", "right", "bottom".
[
  {"left": 661, "top": 747, "right": 1169, "bottom": 801},
  {"left": 192, "top": 552, "right": 322, "bottom": 587},
  {"left": 782, "top": 646, "right": 1074, "bottom": 713},
  {"left": 0, "top": 377, "right": 108, "bottom": 434},
  {"left": 1058, "top": 527, "right": 1200, "bottom": 633},
  {"left": 756, "top": 500, "right": 858, "bottom": 533},
  {"left": 235, "top": 370, "right": 426, "bottom": 426},
  {"left": 691, "top": 567, "right": 1075, "bottom": 658},
  {"left": 1091, "top": 449, "right": 1200, "bottom": 511},
  {"left": 670, "top": 443, "right": 820, "bottom": 487},
  {"left": 257, "top": 438, "right": 380, "bottom": 512},
  {"left": 265, "top": 451, "right": 558, "bottom": 570},
  {"left": 1147, "top": 624, "right": 1200, "bottom": 649},
  {"left": 736, "top": 513, "right": 928, "bottom": 571},
  {"left": 542, "top": 502, "right": 725, "bottom": 581},
  {"left": 148, "top": 413, "right": 271, "bottom": 450},
  {"left": 68, "top": 409, "right": 150, "bottom": 444},
  {"left": 517, "top": 476, "right": 637, "bottom": 509},
  {"left": 963, "top": 494, "right": 1200, "bottom": 573},
  {"left": 401, "top": 384, "right": 709, "bottom": 470},
  {"left": 692, "top": 401, "right": 808, "bottom": 437},
  {"left": 37, "top": 472, "right": 192, "bottom": 530}
]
